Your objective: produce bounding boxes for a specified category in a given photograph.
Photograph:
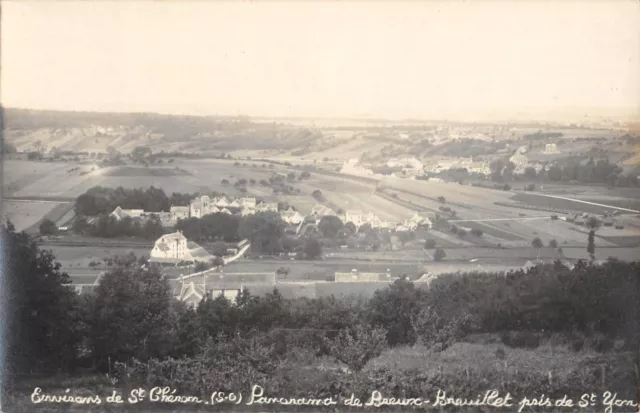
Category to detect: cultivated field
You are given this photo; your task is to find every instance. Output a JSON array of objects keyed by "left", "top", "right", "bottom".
[{"left": 3, "top": 200, "right": 67, "bottom": 232}]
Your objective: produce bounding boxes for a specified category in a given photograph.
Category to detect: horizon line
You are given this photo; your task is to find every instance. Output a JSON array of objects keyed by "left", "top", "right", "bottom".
[{"left": 2, "top": 105, "right": 639, "bottom": 126}]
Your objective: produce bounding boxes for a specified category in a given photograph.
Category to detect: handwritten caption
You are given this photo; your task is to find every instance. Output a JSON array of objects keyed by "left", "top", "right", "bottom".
[{"left": 31, "top": 386, "right": 638, "bottom": 413}]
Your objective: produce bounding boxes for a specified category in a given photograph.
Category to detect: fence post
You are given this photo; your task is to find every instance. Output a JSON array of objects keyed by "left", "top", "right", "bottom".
[
  {"left": 466, "top": 366, "right": 470, "bottom": 381},
  {"left": 548, "top": 371, "right": 552, "bottom": 386},
  {"left": 601, "top": 365, "right": 606, "bottom": 389}
]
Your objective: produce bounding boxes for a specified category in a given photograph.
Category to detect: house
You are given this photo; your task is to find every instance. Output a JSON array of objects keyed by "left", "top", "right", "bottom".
[
  {"left": 228, "top": 199, "right": 241, "bottom": 208},
  {"left": 219, "top": 208, "right": 232, "bottom": 215},
  {"left": 509, "top": 153, "right": 528, "bottom": 168},
  {"left": 345, "top": 210, "right": 365, "bottom": 227},
  {"left": 310, "top": 204, "right": 338, "bottom": 218},
  {"left": 544, "top": 143, "right": 559, "bottom": 154},
  {"left": 238, "top": 197, "right": 257, "bottom": 209},
  {"left": 190, "top": 195, "right": 214, "bottom": 218},
  {"left": 170, "top": 206, "right": 189, "bottom": 221},
  {"left": 403, "top": 212, "right": 433, "bottom": 230},
  {"left": 110, "top": 206, "right": 145, "bottom": 220},
  {"left": 169, "top": 279, "right": 242, "bottom": 308},
  {"left": 214, "top": 197, "right": 230, "bottom": 208},
  {"left": 280, "top": 208, "right": 304, "bottom": 225},
  {"left": 241, "top": 206, "right": 256, "bottom": 216},
  {"left": 150, "top": 231, "right": 188, "bottom": 261},
  {"left": 149, "top": 231, "right": 215, "bottom": 263},
  {"left": 255, "top": 202, "right": 278, "bottom": 213}
]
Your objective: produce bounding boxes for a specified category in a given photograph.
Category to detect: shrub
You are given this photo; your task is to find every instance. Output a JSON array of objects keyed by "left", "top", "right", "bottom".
[
  {"left": 470, "top": 228, "right": 483, "bottom": 237},
  {"left": 549, "top": 239, "right": 558, "bottom": 248},
  {"left": 39, "top": 219, "right": 58, "bottom": 236},
  {"left": 551, "top": 214, "right": 559, "bottom": 220},
  {"left": 424, "top": 239, "right": 436, "bottom": 249},
  {"left": 450, "top": 224, "right": 459, "bottom": 234},
  {"left": 457, "top": 229, "right": 468, "bottom": 237},
  {"left": 434, "top": 247, "right": 446, "bottom": 261}
]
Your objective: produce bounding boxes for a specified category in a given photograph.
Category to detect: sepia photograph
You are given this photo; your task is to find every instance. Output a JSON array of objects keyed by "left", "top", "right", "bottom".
[{"left": 0, "top": 1, "right": 639, "bottom": 412}]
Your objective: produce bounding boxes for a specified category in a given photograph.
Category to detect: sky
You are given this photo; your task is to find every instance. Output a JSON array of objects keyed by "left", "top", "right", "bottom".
[{"left": 1, "top": 0, "right": 639, "bottom": 122}]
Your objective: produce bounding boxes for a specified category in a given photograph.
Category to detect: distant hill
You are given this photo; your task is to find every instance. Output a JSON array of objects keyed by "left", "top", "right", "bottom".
[{"left": 2, "top": 108, "right": 321, "bottom": 154}]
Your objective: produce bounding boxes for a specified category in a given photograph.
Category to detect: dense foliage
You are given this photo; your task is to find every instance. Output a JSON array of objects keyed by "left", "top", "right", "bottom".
[
  {"left": 74, "top": 186, "right": 200, "bottom": 216},
  {"left": 2, "top": 225, "right": 638, "bottom": 408}
]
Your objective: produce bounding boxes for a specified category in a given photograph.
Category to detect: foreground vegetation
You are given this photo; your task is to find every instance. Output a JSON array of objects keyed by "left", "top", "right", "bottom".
[{"left": 2, "top": 222, "right": 638, "bottom": 412}]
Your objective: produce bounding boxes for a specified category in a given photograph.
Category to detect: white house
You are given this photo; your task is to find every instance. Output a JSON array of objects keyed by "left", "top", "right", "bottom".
[
  {"left": 544, "top": 143, "right": 559, "bottom": 154},
  {"left": 238, "top": 197, "right": 257, "bottom": 209},
  {"left": 280, "top": 208, "right": 304, "bottom": 225},
  {"left": 150, "top": 231, "right": 189, "bottom": 261},
  {"left": 403, "top": 212, "right": 433, "bottom": 230},
  {"left": 256, "top": 202, "right": 278, "bottom": 213},
  {"left": 310, "top": 204, "right": 338, "bottom": 218},
  {"left": 149, "top": 231, "right": 214, "bottom": 263},
  {"left": 170, "top": 206, "right": 189, "bottom": 221},
  {"left": 345, "top": 210, "right": 365, "bottom": 227},
  {"left": 509, "top": 153, "right": 528, "bottom": 168}
]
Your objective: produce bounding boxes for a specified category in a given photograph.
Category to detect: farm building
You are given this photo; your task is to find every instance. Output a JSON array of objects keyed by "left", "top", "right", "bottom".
[{"left": 110, "top": 206, "right": 145, "bottom": 220}]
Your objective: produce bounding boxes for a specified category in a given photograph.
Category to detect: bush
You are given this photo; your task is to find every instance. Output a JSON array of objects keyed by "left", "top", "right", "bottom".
[
  {"left": 551, "top": 214, "right": 558, "bottom": 220},
  {"left": 549, "top": 239, "right": 558, "bottom": 248},
  {"left": 39, "top": 219, "right": 58, "bottom": 235},
  {"left": 434, "top": 247, "right": 446, "bottom": 261},
  {"left": 450, "top": 224, "right": 459, "bottom": 234},
  {"left": 424, "top": 239, "right": 436, "bottom": 249},
  {"left": 470, "top": 228, "right": 483, "bottom": 237},
  {"left": 457, "top": 229, "right": 468, "bottom": 237}
]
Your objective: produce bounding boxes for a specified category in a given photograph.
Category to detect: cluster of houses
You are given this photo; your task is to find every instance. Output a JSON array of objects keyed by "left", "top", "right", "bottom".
[{"left": 111, "top": 192, "right": 434, "bottom": 236}]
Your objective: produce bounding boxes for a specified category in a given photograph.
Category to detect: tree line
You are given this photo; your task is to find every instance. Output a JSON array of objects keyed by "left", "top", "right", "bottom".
[{"left": 74, "top": 186, "right": 200, "bottom": 217}]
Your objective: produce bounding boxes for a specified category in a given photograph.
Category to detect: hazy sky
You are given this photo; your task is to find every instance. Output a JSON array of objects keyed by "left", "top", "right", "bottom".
[{"left": 2, "top": 0, "right": 639, "bottom": 121}]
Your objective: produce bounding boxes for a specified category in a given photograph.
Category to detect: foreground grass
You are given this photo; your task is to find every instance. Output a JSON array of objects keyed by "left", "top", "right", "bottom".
[{"left": 4, "top": 341, "right": 637, "bottom": 413}]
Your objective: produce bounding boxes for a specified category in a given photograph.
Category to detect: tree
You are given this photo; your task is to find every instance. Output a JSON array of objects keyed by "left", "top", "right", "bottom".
[
  {"left": 434, "top": 247, "right": 446, "bottom": 261},
  {"left": 2, "top": 224, "right": 81, "bottom": 373},
  {"left": 531, "top": 237, "right": 543, "bottom": 259},
  {"left": 238, "top": 212, "right": 285, "bottom": 254},
  {"left": 318, "top": 215, "right": 344, "bottom": 239},
  {"left": 89, "top": 261, "right": 174, "bottom": 370},
  {"left": 344, "top": 222, "right": 357, "bottom": 234},
  {"left": 211, "top": 241, "right": 229, "bottom": 257},
  {"left": 531, "top": 237, "right": 544, "bottom": 249},
  {"left": 587, "top": 230, "right": 596, "bottom": 261},
  {"left": 437, "top": 196, "right": 446, "bottom": 204},
  {"left": 369, "top": 277, "right": 425, "bottom": 345},
  {"left": 490, "top": 158, "right": 505, "bottom": 181},
  {"left": 39, "top": 218, "right": 58, "bottom": 235},
  {"left": 303, "top": 237, "right": 323, "bottom": 260},
  {"left": 549, "top": 239, "right": 558, "bottom": 248},
  {"left": 311, "top": 189, "right": 324, "bottom": 201},
  {"left": 470, "top": 228, "right": 483, "bottom": 237},
  {"left": 503, "top": 161, "right": 516, "bottom": 181},
  {"left": 323, "top": 324, "right": 387, "bottom": 373}
]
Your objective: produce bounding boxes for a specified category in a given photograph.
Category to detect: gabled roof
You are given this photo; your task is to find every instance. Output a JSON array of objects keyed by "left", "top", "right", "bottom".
[{"left": 157, "top": 231, "right": 187, "bottom": 244}]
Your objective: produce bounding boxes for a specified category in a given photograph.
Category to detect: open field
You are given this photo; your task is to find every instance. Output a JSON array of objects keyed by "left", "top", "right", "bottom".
[{"left": 3, "top": 200, "right": 68, "bottom": 232}]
